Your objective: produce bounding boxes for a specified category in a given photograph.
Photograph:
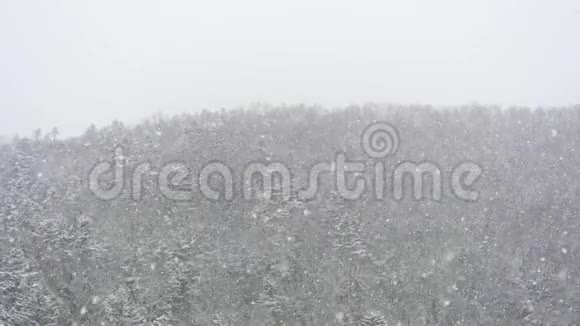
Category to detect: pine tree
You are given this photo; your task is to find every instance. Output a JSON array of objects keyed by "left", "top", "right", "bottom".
[{"left": 360, "top": 311, "right": 387, "bottom": 326}]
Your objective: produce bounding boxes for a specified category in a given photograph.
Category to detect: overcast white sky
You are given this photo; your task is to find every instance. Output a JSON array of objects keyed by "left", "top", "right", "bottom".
[{"left": 1, "top": 0, "right": 579, "bottom": 137}]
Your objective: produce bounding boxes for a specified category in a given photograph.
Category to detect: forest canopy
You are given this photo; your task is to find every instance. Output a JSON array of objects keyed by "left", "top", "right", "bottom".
[{"left": 1, "top": 105, "right": 579, "bottom": 325}]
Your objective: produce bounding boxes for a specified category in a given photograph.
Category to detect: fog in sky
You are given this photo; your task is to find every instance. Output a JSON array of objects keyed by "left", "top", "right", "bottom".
[{"left": 1, "top": 0, "right": 579, "bottom": 137}]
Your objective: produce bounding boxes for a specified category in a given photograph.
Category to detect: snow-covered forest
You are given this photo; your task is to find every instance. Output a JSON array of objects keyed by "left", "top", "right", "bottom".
[{"left": 1, "top": 105, "right": 579, "bottom": 325}]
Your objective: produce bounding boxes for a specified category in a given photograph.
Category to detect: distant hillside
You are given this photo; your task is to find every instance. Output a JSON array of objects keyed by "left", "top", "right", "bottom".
[{"left": 1, "top": 105, "right": 579, "bottom": 325}]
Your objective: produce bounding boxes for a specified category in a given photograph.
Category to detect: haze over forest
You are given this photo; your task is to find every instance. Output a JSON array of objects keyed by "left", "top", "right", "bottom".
[{"left": 1, "top": 0, "right": 580, "bottom": 137}]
